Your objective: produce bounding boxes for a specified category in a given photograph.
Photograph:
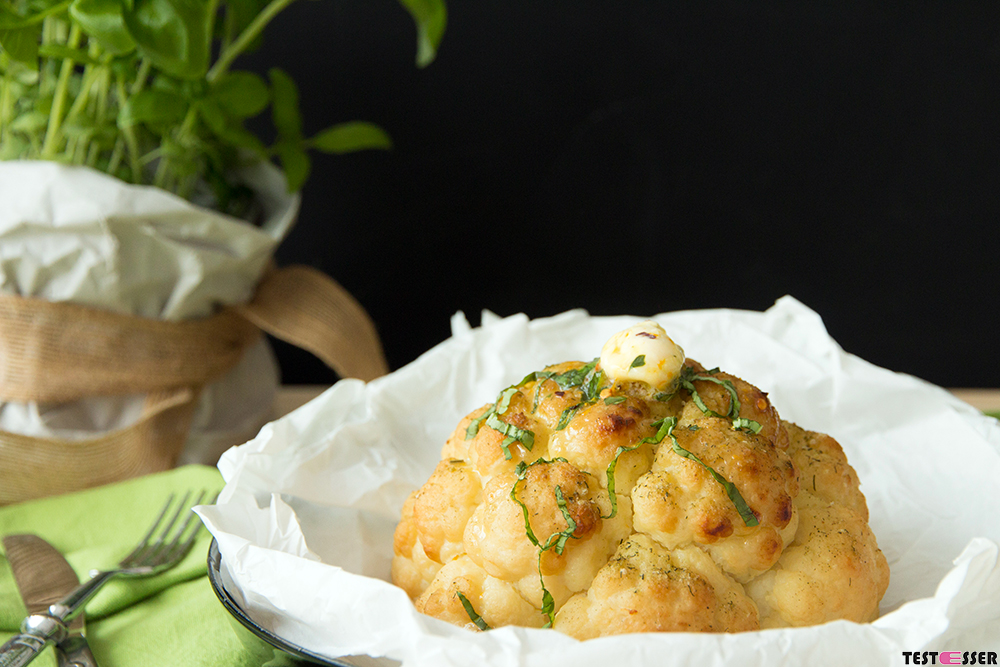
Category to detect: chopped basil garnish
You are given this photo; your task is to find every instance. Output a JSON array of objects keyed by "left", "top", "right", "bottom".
[
  {"left": 495, "top": 386, "right": 519, "bottom": 415},
  {"left": 485, "top": 412, "right": 534, "bottom": 459},
  {"left": 556, "top": 405, "right": 581, "bottom": 430},
  {"left": 604, "top": 396, "right": 627, "bottom": 405},
  {"left": 630, "top": 354, "right": 646, "bottom": 369},
  {"left": 732, "top": 417, "right": 763, "bottom": 434},
  {"left": 680, "top": 366, "right": 767, "bottom": 441},
  {"left": 661, "top": 417, "right": 759, "bottom": 527},
  {"left": 465, "top": 410, "right": 491, "bottom": 439},
  {"left": 680, "top": 366, "right": 740, "bottom": 419},
  {"left": 553, "top": 362, "right": 607, "bottom": 432},
  {"left": 455, "top": 591, "right": 491, "bottom": 631},
  {"left": 549, "top": 358, "right": 599, "bottom": 390},
  {"left": 510, "top": 459, "right": 581, "bottom": 627},
  {"left": 603, "top": 417, "right": 673, "bottom": 519},
  {"left": 539, "top": 556, "right": 556, "bottom": 627}
]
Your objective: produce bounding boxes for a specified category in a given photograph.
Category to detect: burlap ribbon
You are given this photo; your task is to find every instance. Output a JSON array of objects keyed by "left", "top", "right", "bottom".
[{"left": 0, "top": 265, "right": 389, "bottom": 505}]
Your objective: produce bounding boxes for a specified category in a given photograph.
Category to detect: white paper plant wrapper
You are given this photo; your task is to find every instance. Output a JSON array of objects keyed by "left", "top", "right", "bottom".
[
  {"left": 197, "top": 297, "right": 1000, "bottom": 666},
  {"left": 0, "top": 160, "right": 299, "bottom": 463}
]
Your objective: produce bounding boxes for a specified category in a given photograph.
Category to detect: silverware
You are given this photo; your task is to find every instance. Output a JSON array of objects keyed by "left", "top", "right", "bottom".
[
  {"left": 1, "top": 534, "right": 98, "bottom": 667},
  {"left": 0, "top": 490, "right": 211, "bottom": 667}
]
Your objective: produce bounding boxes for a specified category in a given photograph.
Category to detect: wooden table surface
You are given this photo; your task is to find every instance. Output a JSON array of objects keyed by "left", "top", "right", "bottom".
[{"left": 274, "top": 385, "right": 1000, "bottom": 419}]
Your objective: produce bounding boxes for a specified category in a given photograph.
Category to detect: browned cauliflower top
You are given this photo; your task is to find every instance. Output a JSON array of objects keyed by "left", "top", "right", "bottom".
[{"left": 392, "top": 325, "right": 889, "bottom": 637}]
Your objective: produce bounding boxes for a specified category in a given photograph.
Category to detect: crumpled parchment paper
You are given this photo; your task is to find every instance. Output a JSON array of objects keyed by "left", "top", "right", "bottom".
[
  {"left": 197, "top": 297, "right": 1000, "bottom": 666},
  {"left": 0, "top": 160, "right": 299, "bottom": 463}
]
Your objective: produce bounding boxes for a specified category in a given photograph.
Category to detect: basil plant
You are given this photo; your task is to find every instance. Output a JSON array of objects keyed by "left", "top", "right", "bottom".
[{"left": 0, "top": 0, "right": 445, "bottom": 217}]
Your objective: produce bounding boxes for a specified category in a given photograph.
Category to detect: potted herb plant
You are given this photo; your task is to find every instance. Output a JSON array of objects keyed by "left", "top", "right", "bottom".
[{"left": 0, "top": 0, "right": 446, "bottom": 504}]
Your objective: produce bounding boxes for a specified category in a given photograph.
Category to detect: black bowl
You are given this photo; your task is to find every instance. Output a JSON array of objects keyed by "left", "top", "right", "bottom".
[{"left": 207, "top": 538, "right": 396, "bottom": 667}]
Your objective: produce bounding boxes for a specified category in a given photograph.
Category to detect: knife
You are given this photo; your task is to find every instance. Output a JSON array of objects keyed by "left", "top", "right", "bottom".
[{"left": 2, "top": 535, "right": 98, "bottom": 667}]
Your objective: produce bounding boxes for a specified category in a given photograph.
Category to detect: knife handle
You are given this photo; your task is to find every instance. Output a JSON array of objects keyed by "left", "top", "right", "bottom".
[
  {"left": 0, "top": 612, "right": 69, "bottom": 667},
  {"left": 56, "top": 636, "right": 99, "bottom": 667}
]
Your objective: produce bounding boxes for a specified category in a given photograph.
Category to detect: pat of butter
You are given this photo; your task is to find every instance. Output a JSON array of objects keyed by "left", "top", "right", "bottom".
[{"left": 600, "top": 320, "right": 685, "bottom": 388}]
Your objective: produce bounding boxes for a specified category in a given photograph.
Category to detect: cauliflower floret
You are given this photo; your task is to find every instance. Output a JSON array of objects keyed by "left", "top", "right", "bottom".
[
  {"left": 783, "top": 421, "right": 869, "bottom": 520},
  {"left": 745, "top": 491, "right": 890, "bottom": 627},
  {"left": 553, "top": 534, "right": 759, "bottom": 637},
  {"left": 632, "top": 415, "right": 798, "bottom": 581},
  {"left": 463, "top": 459, "right": 630, "bottom": 609},
  {"left": 415, "top": 556, "right": 545, "bottom": 630}
]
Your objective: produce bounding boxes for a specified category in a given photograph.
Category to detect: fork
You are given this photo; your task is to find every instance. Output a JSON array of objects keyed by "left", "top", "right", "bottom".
[{"left": 0, "top": 490, "right": 213, "bottom": 667}]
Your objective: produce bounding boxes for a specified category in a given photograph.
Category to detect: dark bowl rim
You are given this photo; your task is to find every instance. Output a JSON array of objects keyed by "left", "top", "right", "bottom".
[{"left": 206, "top": 537, "right": 355, "bottom": 667}]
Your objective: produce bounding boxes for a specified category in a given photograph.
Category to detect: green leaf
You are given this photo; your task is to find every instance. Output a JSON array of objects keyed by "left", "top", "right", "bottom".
[
  {"left": 117, "top": 88, "right": 188, "bottom": 127},
  {"left": 69, "top": 0, "right": 136, "bottom": 55},
  {"left": 123, "top": 0, "right": 214, "bottom": 79},
  {"left": 629, "top": 354, "right": 646, "bottom": 369},
  {"left": 274, "top": 139, "right": 309, "bottom": 192},
  {"left": 8, "top": 111, "right": 48, "bottom": 132},
  {"left": 603, "top": 396, "right": 626, "bottom": 405},
  {"left": 198, "top": 99, "right": 267, "bottom": 157},
  {"left": 0, "top": 6, "right": 26, "bottom": 30},
  {"left": 0, "top": 133, "right": 29, "bottom": 158},
  {"left": 0, "top": 25, "right": 40, "bottom": 68},
  {"left": 395, "top": 0, "right": 446, "bottom": 67},
  {"left": 269, "top": 67, "right": 301, "bottom": 141},
  {"left": 209, "top": 70, "right": 268, "bottom": 118},
  {"left": 307, "top": 121, "right": 392, "bottom": 154}
]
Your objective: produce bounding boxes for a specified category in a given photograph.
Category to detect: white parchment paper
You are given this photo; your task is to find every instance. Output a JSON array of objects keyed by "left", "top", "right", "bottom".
[
  {"left": 0, "top": 160, "right": 299, "bottom": 463},
  {"left": 197, "top": 297, "right": 1000, "bottom": 666}
]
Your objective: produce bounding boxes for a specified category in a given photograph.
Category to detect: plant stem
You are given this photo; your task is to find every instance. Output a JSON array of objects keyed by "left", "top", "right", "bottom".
[
  {"left": 40, "top": 23, "right": 82, "bottom": 158},
  {"left": 207, "top": 0, "right": 297, "bottom": 83},
  {"left": 0, "top": 72, "right": 10, "bottom": 148},
  {"left": 116, "top": 74, "right": 142, "bottom": 182}
]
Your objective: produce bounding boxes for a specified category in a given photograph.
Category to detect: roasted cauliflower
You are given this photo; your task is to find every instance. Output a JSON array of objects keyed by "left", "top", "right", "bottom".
[{"left": 392, "top": 321, "right": 889, "bottom": 636}]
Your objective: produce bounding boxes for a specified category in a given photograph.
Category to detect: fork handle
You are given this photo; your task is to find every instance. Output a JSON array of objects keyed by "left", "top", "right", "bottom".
[{"left": 0, "top": 612, "right": 69, "bottom": 667}]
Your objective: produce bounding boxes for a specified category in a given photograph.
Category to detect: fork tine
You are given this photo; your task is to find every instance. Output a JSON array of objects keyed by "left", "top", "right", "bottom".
[
  {"left": 154, "top": 490, "right": 193, "bottom": 545},
  {"left": 126, "top": 491, "right": 191, "bottom": 567},
  {"left": 118, "top": 493, "right": 176, "bottom": 565},
  {"left": 157, "top": 491, "right": 212, "bottom": 565}
]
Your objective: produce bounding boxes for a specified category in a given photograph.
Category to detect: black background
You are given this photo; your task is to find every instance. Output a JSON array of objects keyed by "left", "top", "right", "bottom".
[{"left": 239, "top": 1, "right": 1000, "bottom": 388}]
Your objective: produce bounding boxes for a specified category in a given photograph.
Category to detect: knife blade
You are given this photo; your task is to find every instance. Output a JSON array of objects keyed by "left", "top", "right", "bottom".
[{"left": 2, "top": 535, "right": 98, "bottom": 667}]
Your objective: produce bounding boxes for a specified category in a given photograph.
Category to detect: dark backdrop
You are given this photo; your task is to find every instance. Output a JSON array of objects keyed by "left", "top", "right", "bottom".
[{"left": 239, "top": 1, "right": 1000, "bottom": 388}]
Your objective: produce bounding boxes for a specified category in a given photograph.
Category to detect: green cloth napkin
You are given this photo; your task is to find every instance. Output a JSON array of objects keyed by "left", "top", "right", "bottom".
[{"left": 0, "top": 465, "right": 296, "bottom": 667}]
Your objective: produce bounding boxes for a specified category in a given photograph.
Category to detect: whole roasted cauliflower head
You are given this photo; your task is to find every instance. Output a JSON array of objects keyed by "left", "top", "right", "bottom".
[{"left": 392, "top": 321, "right": 889, "bottom": 636}]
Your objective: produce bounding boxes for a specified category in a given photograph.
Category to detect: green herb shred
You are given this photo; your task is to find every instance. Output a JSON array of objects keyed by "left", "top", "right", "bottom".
[
  {"left": 662, "top": 417, "right": 759, "bottom": 527},
  {"left": 485, "top": 412, "right": 534, "bottom": 459},
  {"left": 630, "top": 354, "right": 646, "bottom": 369},
  {"left": 510, "top": 460, "right": 581, "bottom": 626},
  {"left": 732, "top": 417, "right": 763, "bottom": 434},
  {"left": 602, "top": 417, "right": 673, "bottom": 519},
  {"left": 455, "top": 591, "right": 491, "bottom": 631},
  {"left": 604, "top": 396, "right": 627, "bottom": 405}
]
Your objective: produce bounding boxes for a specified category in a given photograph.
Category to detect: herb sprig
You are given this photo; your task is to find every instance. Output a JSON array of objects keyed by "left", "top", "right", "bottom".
[{"left": 0, "top": 0, "right": 446, "bottom": 215}]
